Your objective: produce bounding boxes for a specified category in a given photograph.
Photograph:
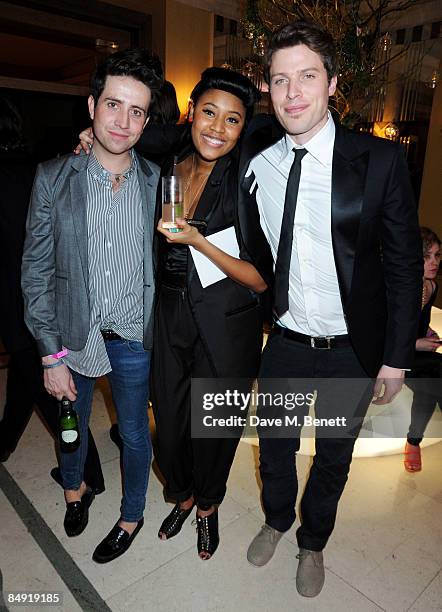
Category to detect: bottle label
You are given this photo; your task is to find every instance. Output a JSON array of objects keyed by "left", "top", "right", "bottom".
[{"left": 61, "top": 430, "right": 78, "bottom": 443}]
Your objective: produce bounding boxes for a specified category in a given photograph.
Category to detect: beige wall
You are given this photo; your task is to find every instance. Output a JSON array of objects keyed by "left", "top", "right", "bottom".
[
  {"left": 419, "top": 49, "right": 442, "bottom": 239},
  {"left": 102, "top": 0, "right": 215, "bottom": 116},
  {"left": 165, "top": 0, "right": 213, "bottom": 117}
]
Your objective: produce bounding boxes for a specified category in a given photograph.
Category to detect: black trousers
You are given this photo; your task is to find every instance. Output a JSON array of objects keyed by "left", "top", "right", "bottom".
[
  {"left": 258, "top": 331, "right": 372, "bottom": 552},
  {"left": 406, "top": 352, "right": 441, "bottom": 445},
  {"left": 0, "top": 346, "right": 104, "bottom": 490},
  {"left": 151, "top": 283, "right": 241, "bottom": 507}
]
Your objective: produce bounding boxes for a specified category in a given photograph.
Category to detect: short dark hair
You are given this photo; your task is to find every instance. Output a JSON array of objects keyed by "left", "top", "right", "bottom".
[
  {"left": 264, "top": 20, "right": 338, "bottom": 84},
  {"left": 150, "top": 80, "right": 180, "bottom": 125},
  {"left": 90, "top": 49, "right": 163, "bottom": 108},
  {"left": 190, "top": 67, "right": 260, "bottom": 122},
  {"left": 421, "top": 226, "right": 441, "bottom": 256}
]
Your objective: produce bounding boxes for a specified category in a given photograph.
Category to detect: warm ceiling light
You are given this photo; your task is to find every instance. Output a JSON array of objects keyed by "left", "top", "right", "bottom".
[
  {"left": 96, "top": 39, "right": 119, "bottom": 51},
  {"left": 427, "top": 69, "right": 440, "bottom": 89},
  {"left": 384, "top": 123, "right": 399, "bottom": 139}
]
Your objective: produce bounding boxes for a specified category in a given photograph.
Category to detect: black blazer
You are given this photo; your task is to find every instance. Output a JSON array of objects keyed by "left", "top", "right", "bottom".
[
  {"left": 153, "top": 143, "right": 264, "bottom": 379},
  {"left": 0, "top": 153, "right": 36, "bottom": 353},
  {"left": 238, "top": 114, "right": 422, "bottom": 377}
]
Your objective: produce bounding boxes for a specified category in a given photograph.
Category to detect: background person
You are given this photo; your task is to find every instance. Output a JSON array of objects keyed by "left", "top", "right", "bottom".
[
  {"left": 404, "top": 226, "right": 441, "bottom": 472},
  {"left": 150, "top": 79, "right": 180, "bottom": 125},
  {"left": 0, "top": 96, "right": 104, "bottom": 494},
  {"left": 138, "top": 79, "right": 181, "bottom": 168}
]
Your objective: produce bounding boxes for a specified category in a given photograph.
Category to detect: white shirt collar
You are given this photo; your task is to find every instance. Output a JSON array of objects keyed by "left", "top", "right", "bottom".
[{"left": 279, "top": 111, "right": 335, "bottom": 167}]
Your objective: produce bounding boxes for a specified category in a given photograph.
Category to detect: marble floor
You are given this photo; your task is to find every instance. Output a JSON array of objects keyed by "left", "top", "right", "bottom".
[{"left": 0, "top": 321, "right": 441, "bottom": 611}]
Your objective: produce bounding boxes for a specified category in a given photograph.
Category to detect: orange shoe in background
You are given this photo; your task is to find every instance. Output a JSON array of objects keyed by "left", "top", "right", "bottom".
[{"left": 404, "top": 441, "right": 422, "bottom": 472}]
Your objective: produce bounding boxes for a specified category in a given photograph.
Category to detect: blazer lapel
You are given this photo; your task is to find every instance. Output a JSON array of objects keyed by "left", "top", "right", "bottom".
[
  {"left": 136, "top": 153, "right": 155, "bottom": 240},
  {"left": 331, "top": 123, "right": 369, "bottom": 302},
  {"left": 192, "top": 154, "right": 232, "bottom": 226},
  {"left": 239, "top": 116, "right": 284, "bottom": 178},
  {"left": 69, "top": 156, "right": 89, "bottom": 288}
]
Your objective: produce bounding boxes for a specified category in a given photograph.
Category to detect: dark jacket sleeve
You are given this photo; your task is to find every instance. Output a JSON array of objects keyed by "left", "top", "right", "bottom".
[
  {"left": 380, "top": 145, "right": 422, "bottom": 369},
  {"left": 136, "top": 123, "right": 186, "bottom": 159},
  {"left": 0, "top": 159, "right": 36, "bottom": 352}
]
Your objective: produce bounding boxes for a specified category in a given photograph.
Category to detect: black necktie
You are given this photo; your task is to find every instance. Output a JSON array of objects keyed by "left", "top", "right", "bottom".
[{"left": 274, "top": 147, "right": 307, "bottom": 318}]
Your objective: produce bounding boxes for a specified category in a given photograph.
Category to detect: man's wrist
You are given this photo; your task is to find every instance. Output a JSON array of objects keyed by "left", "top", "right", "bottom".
[
  {"left": 42, "top": 355, "right": 64, "bottom": 365},
  {"left": 42, "top": 359, "right": 65, "bottom": 370},
  {"left": 42, "top": 355, "right": 58, "bottom": 364},
  {"left": 381, "top": 364, "right": 408, "bottom": 373},
  {"left": 42, "top": 348, "right": 68, "bottom": 365}
]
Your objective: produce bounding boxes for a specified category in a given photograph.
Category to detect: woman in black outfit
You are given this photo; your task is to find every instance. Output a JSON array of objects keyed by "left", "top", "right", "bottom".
[
  {"left": 404, "top": 226, "right": 441, "bottom": 472},
  {"left": 152, "top": 68, "right": 266, "bottom": 559}
]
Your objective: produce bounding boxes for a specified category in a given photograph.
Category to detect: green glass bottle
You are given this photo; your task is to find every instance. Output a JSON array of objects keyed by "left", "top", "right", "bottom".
[{"left": 59, "top": 397, "right": 80, "bottom": 453}]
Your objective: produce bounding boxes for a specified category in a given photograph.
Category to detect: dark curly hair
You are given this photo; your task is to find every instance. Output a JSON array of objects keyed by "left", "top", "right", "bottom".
[
  {"left": 90, "top": 49, "right": 163, "bottom": 108},
  {"left": 190, "top": 67, "right": 260, "bottom": 122},
  {"left": 421, "top": 226, "right": 441, "bottom": 257},
  {"left": 264, "top": 20, "right": 338, "bottom": 85}
]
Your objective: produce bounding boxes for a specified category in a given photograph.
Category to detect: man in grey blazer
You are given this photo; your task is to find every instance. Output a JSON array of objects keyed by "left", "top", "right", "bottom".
[{"left": 22, "top": 49, "right": 162, "bottom": 563}]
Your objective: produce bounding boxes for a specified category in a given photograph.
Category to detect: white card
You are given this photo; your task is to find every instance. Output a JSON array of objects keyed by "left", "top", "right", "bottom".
[{"left": 189, "top": 226, "right": 239, "bottom": 288}]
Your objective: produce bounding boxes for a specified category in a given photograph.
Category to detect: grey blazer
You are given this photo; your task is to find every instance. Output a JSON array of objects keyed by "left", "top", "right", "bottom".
[{"left": 21, "top": 151, "right": 160, "bottom": 357}]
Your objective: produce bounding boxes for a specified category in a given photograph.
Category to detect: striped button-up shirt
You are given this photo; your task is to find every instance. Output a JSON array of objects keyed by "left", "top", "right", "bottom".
[{"left": 64, "top": 150, "right": 144, "bottom": 377}]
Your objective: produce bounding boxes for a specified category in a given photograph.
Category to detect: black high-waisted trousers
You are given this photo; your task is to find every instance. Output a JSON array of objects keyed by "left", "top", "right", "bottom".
[{"left": 151, "top": 281, "right": 241, "bottom": 507}]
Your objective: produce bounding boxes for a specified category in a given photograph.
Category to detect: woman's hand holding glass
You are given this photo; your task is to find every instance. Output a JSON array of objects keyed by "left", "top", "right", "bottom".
[{"left": 157, "top": 218, "right": 204, "bottom": 248}]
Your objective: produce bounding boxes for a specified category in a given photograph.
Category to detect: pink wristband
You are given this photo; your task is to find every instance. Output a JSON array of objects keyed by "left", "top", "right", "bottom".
[{"left": 50, "top": 349, "right": 68, "bottom": 359}]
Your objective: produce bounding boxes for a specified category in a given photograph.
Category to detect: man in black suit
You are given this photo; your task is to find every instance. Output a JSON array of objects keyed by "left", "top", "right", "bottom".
[{"left": 239, "top": 22, "right": 422, "bottom": 597}]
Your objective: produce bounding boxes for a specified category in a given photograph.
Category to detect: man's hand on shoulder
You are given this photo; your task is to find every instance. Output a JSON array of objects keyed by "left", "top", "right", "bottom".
[
  {"left": 42, "top": 357, "right": 77, "bottom": 401},
  {"left": 372, "top": 364, "right": 405, "bottom": 405}
]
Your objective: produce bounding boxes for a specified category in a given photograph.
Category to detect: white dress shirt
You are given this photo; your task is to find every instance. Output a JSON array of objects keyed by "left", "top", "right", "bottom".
[{"left": 248, "top": 113, "right": 347, "bottom": 337}]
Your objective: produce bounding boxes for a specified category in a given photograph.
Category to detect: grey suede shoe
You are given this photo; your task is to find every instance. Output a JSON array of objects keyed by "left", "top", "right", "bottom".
[
  {"left": 296, "top": 548, "right": 325, "bottom": 597},
  {"left": 247, "top": 524, "right": 283, "bottom": 567}
]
